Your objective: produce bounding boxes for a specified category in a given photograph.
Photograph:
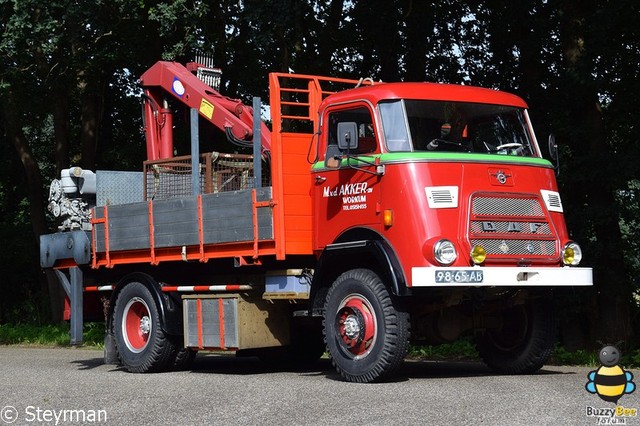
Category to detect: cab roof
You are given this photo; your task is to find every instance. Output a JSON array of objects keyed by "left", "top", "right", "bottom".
[{"left": 320, "top": 81, "right": 529, "bottom": 111}]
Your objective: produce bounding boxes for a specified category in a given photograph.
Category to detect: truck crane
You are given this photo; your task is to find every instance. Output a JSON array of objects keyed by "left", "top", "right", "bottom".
[{"left": 40, "top": 59, "right": 592, "bottom": 383}]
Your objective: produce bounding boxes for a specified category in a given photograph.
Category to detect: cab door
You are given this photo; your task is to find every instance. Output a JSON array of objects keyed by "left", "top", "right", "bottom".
[{"left": 312, "top": 105, "right": 382, "bottom": 249}]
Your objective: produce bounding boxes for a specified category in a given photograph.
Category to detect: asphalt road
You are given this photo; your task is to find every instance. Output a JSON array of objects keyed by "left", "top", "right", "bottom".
[{"left": 0, "top": 347, "right": 637, "bottom": 425}]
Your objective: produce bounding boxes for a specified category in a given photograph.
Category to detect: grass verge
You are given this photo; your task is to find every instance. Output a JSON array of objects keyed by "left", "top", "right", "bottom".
[
  {"left": 409, "top": 339, "right": 640, "bottom": 369},
  {"left": 0, "top": 322, "right": 104, "bottom": 348}
]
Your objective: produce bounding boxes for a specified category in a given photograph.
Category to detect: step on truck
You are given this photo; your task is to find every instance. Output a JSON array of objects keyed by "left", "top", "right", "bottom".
[{"left": 40, "top": 59, "right": 593, "bottom": 383}]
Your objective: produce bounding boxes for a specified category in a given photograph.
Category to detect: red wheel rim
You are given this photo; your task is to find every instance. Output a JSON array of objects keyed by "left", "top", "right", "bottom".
[
  {"left": 122, "top": 297, "right": 151, "bottom": 353},
  {"left": 335, "top": 295, "right": 376, "bottom": 358}
]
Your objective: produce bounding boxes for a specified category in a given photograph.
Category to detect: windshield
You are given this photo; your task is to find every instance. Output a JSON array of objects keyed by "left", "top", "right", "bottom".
[{"left": 379, "top": 100, "right": 537, "bottom": 157}]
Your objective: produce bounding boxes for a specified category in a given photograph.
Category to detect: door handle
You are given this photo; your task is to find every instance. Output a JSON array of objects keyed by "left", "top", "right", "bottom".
[{"left": 315, "top": 176, "right": 327, "bottom": 183}]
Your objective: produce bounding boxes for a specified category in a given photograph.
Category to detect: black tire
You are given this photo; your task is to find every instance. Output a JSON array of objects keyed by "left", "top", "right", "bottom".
[
  {"left": 172, "top": 347, "right": 197, "bottom": 371},
  {"left": 288, "top": 317, "right": 325, "bottom": 365},
  {"left": 103, "top": 331, "right": 119, "bottom": 365},
  {"left": 113, "top": 281, "right": 176, "bottom": 373},
  {"left": 476, "top": 297, "right": 557, "bottom": 374},
  {"left": 323, "top": 269, "right": 410, "bottom": 383}
]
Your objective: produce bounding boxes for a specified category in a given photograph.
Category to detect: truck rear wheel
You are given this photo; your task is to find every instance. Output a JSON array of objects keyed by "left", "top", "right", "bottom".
[
  {"left": 324, "top": 269, "right": 409, "bottom": 383},
  {"left": 476, "top": 297, "right": 556, "bottom": 374},
  {"left": 113, "top": 281, "right": 176, "bottom": 373},
  {"left": 172, "top": 347, "right": 197, "bottom": 371}
]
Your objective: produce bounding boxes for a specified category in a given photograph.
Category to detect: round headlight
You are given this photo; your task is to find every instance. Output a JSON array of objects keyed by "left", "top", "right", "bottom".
[
  {"left": 470, "top": 244, "right": 487, "bottom": 265},
  {"left": 562, "top": 241, "right": 582, "bottom": 266},
  {"left": 434, "top": 240, "right": 457, "bottom": 265}
]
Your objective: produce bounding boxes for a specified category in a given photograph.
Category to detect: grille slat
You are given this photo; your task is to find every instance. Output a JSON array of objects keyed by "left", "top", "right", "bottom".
[
  {"left": 470, "top": 221, "right": 551, "bottom": 235},
  {"left": 471, "top": 239, "right": 555, "bottom": 256}
]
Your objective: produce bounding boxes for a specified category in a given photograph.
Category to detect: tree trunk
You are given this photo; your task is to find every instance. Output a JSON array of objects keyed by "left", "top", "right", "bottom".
[
  {"left": 53, "top": 85, "right": 71, "bottom": 175},
  {"left": 404, "top": 1, "right": 430, "bottom": 82},
  {"left": 80, "top": 87, "right": 100, "bottom": 170},
  {"left": 316, "top": 0, "right": 345, "bottom": 75},
  {"left": 2, "top": 102, "right": 64, "bottom": 323},
  {"left": 559, "top": 0, "right": 633, "bottom": 344}
]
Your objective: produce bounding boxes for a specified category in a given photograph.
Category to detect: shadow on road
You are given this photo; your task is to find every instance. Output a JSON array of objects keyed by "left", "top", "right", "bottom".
[{"left": 71, "top": 351, "right": 574, "bottom": 381}]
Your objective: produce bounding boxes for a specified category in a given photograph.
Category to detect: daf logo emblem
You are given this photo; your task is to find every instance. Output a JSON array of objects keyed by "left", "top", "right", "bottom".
[
  {"left": 499, "top": 241, "right": 509, "bottom": 253},
  {"left": 526, "top": 243, "right": 535, "bottom": 253},
  {"left": 490, "top": 169, "right": 512, "bottom": 185}
]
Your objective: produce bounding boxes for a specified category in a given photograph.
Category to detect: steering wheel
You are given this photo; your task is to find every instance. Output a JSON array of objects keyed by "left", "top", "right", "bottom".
[
  {"left": 427, "top": 139, "right": 469, "bottom": 152},
  {"left": 495, "top": 143, "right": 523, "bottom": 150}
]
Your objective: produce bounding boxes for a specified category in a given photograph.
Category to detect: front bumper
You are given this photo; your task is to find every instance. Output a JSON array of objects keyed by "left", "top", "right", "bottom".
[{"left": 411, "top": 266, "right": 593, "bottom": 287}]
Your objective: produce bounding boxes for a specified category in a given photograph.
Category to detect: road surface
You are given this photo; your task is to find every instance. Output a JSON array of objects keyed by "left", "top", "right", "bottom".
[{"left": 0, "top": 347, "right": 636, "bottom": 425}]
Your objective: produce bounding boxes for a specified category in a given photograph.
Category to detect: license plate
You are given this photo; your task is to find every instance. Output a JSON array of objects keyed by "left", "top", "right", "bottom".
[{"left": 435, "top": 269, "right": 484, "bottom": 284}]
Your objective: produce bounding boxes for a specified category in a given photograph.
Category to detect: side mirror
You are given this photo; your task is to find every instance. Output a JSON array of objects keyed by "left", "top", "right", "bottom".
[
  {"left": 337, "top": 122, "right": 358, "bottom": 150},
  {"left": 548, "top": 134, "right": 559, "bottom": 173},
  {"left": 548, "top": 134, "right": 558, "bottom": 161}
]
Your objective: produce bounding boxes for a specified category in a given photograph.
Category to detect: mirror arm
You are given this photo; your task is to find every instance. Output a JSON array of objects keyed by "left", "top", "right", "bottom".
[{"left": 345, "top": 154, "right": 385, "bottom": 176}]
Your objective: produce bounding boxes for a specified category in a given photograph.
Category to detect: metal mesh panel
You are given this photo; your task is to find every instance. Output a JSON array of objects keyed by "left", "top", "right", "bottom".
[
  {"left": 471, "top": 239, "right": 556, "bottom": 256},
  {"left": 144, "top": 152, "right": 262, "bottom": 200},
  {"left": 472, "top": 196, "right": 544, "bottom": 217}
]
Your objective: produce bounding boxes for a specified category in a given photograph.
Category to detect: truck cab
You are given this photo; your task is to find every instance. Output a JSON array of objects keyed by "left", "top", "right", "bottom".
[
  {"left": 309, "top": 82, "right": 592, "bottom": 382},
  {"left": 313, "top": 82, "right": 588, "bottom": 282}
]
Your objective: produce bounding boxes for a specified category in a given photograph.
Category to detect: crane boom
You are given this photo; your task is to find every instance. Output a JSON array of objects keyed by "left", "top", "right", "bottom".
[{"left": 140, "top": 61, "right": 271, "bottom": 161}]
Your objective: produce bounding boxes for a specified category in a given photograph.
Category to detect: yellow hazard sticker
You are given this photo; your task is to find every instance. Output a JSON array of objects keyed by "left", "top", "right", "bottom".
[{"left": 199, "top": 98, "right": 214, "bottom": 119}]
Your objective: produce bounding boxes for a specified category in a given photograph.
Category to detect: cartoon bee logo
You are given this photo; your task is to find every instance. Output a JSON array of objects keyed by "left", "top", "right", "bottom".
[{"left": 586, "top": 345, "right": 636, "bottom": 403}]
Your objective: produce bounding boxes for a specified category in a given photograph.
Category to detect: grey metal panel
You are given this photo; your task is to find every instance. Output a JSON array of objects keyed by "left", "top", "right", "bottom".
[
  {"left": 184, "top": 300, "right": 198, "bottom": 347},
  {"left": 256, "top": 188, "right": 274, "bottom": 241},
  {"left": 93, "top": 206, "right": 105, "bottom": 253},
  {"left": 201, "top": 299, "right": 218, "bottom": 347},
  {"left": 184, "top": 298, "right": 239, "bottom": 349},
  {"left": 223, "top": 299, "right": 239, "bottom": 348},
  {"left": 153, "top": 197, "right": 200, "bottom": 248},
  {"left": 96, "top": 171, "right": 144, "bottom": 206},
  {"left": 40, "top": 230, "right": 91, "bottom": 268},
  {"left": 201, "top": 188, "right": 273, "bottom": 244},
  {"left": 94, "top": 202, "right": 150, "bottom": 252},
  {"left": 93, "top": 188, "right": 273, "bottom": 254}
]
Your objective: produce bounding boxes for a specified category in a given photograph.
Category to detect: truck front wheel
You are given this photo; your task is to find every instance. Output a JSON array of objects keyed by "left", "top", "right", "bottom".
[
  {"left": 324, "top": 269, "right": 409, "bottom": 383},
  {"left": 113, "top": 281, "right": 176, "bottom": 373},
  {"left": 476, "top": 297, "right": 556, "bottom": 374}
]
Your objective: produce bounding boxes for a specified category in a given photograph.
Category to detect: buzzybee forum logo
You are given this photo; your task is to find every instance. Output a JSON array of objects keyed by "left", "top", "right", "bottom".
[
  {"left": 585, "top": 345, "right": 638, "bottom": 424},
  {"left": 586, "top": 345, "right": 635, "bottom": 403}
]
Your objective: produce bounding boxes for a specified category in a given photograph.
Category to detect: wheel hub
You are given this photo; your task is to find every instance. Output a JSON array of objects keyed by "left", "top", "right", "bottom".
[
  {"left": 343, "top": 314, "right": 361, "bottom": 340},
  {"left": 139, "top": 315, "right": 151, "bottom": 335},
  {"left": 336, "top": 295, "right": 376, "bottom": 357}
]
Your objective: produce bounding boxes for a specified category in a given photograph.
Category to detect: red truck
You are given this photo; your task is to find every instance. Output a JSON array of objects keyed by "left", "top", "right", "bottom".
[{"left": 40, "top": 59, "right": 592, "bottom": 383}]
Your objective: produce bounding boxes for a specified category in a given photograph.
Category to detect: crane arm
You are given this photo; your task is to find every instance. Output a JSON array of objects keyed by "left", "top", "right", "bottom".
[{"left": 140, "top": 61, "right": 271, "bottom": 161}]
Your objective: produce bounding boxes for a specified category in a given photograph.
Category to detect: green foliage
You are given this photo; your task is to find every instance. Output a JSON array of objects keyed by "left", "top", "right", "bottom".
[
  {"left": 549, "top": 345, "right": 640, "bottom": 369},
  {"left": 408, "top": 339, "right": 479, "bottom": 361},
  {"left": 548, "top": 345, "right": 599, "bottom": 367},
  {"left": 0, "top": 322, "right": 104, "bottom": 347},
  {"left": 148, "top": 0, "right": 210, "bottom": 60}
]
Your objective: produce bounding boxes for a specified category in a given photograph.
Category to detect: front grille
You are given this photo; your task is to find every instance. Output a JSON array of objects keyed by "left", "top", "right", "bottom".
[
  {"left": 469, "top": 193, "right": 557, "bottom": 259},
  {"left": 472, "top": 196, "right": 545, "bottom": 217}
]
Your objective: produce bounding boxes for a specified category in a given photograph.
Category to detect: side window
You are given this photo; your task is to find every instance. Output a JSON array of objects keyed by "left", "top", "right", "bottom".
[{"left": 326, "top": 107, "right": 377, "bottom": 161}]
